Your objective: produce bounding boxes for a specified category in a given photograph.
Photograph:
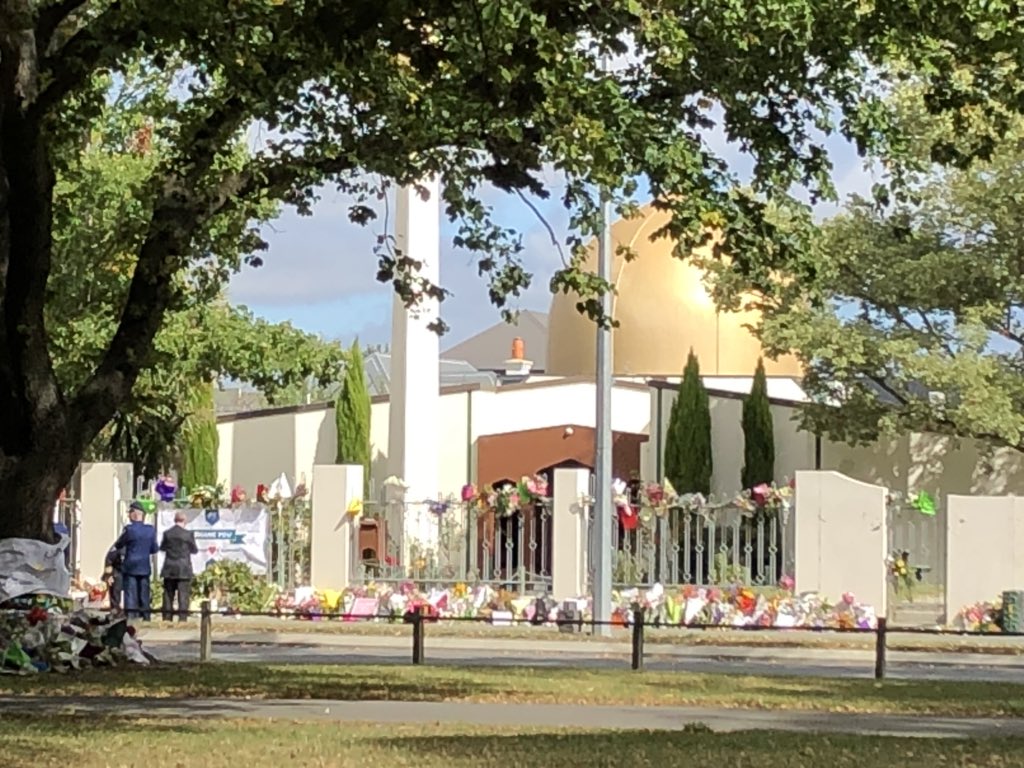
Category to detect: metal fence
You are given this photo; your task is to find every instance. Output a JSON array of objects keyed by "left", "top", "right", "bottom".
[
  {"left": 268, "top": 499, "right": 311, "bottom": 591},
  {"left": 354, "top": 501, "right": 554, "bottom": 593},
  {"left": 588, "top": 504, "right": 792, "bottom": 590}
]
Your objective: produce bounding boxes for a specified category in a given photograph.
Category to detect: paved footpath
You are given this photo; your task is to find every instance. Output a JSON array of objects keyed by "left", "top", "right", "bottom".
[{"left": 5, "top": 696, "right": 1024, "bottom": 740}]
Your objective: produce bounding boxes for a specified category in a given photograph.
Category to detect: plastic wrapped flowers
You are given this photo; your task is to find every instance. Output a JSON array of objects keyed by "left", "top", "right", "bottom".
[
  {"left": 1, "top": 606, "right": 154, "bottom": 674},
  {"left": 265, "top": 580, "right": 877, "bottom": 630}
]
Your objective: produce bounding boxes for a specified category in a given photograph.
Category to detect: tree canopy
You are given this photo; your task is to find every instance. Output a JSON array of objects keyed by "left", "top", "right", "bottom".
[
  {"left": 47, "top": 68, "right": 347, "bottom": 478},
  {"left": 736, "top": 89, "right": 1024, "bottom": 453},
  {"left": 3, "top": 0, "right": 1024, "bottom": 538}
]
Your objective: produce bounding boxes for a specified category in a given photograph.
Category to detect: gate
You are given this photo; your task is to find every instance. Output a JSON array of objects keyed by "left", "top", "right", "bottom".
[
  {"left": 587, "top": 503, "right": 792, "bottom": 590},
  {"left": 887, "top": 494, "right": 946, "bottom": 611}
]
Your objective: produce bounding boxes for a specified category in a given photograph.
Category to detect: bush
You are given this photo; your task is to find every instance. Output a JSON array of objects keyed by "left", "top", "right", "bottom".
[{"left": 193, "top": 561, "right": 276, "bottom": 613}]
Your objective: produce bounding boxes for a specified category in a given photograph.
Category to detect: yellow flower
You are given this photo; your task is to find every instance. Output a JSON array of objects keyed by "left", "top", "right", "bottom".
[{"left": 453, "top": 583, "right": 468, "bottom": 598}]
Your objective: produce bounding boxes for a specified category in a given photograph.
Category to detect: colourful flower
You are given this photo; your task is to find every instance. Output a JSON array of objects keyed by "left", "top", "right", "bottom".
[{"left": 461, "top": 484, "right": 477, "bottom": 502}]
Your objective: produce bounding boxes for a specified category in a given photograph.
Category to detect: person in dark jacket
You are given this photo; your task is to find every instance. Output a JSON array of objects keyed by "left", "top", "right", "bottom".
[
  {"left": 159, "top": 512, "right": 198, "bottom": 621},
  {"left": 103, "top": 543, "right": 125, "bottom": 611},
  {"left": 114, "top": 503, "right": 158, "bottom": 620}
]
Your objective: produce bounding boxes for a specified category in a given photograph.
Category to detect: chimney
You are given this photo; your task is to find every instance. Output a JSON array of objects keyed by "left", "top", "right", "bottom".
[{"left": 504, "top": 337, "right": 533, "bottom": 377}]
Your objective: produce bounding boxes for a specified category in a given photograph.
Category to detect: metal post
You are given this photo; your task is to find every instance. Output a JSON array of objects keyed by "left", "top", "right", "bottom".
[
  {"left": 874, "top": 618, "right": 887, "bottom": 680},
  {"left": 592, "top": 107, "right": 615, "bottom": 637},
  {"left": 199, "top": 600, "right": 212, "bottom": 662},
  {"left": 631, "top": 605, "right": 645, "bottom": 671},
  {"left": 412, "top": 611, "right": 424, "bottom": 665}
]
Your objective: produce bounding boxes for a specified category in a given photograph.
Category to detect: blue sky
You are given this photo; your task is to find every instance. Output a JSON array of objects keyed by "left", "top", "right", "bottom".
[{"left": 228, "top": 132, "right": 875, "bottom": 349}]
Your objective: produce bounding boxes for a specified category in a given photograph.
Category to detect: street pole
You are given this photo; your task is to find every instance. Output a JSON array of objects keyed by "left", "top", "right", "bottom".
[{"left": 592, "top": 102, "right": 614, "bottom": 635}]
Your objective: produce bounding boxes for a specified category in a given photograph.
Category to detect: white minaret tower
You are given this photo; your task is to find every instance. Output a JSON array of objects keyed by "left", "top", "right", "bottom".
[{"left": 387, "top": 180, "right": 441, "bottom": 549}]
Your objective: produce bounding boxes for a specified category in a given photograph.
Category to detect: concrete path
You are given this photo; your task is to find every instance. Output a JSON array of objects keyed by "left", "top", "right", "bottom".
[{"left": 5, "top": 696, "right": 1023, "bottom": 739}]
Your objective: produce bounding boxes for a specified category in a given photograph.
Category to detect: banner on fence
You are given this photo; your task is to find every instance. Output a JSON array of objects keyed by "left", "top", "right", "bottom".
[{"left": 156, "top": 506, "right": 269, "bottom": 575}]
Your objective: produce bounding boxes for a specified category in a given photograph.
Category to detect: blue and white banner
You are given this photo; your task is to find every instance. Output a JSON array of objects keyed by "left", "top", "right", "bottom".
[{"left": 156, "top": 506, "right": 269, "bottom": 575}]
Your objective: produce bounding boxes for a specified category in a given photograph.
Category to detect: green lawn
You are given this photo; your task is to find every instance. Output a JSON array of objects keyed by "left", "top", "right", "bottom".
[
  {"left": 4, "top": 662, "right": 1024, "bottom": 718},
  {"left": 3, "top": 716, "right": 1023, "bottom": 768}
]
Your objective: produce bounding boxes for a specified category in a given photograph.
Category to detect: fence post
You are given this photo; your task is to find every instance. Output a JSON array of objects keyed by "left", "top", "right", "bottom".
[
  {"left": 411, "top": 611, "right": 424, "bottom": 665},
  {"left": 631, "top": 604, "right": 645, "bottom": 671},
  {"left": 199, "top": 600, "right": 212, "bottom": 662},
  {"left": 874, "top": 617, "right": 887, "bottom": 680}
]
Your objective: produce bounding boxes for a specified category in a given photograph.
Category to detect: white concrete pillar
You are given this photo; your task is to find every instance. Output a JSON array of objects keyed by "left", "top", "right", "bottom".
[
  {"left": 387, "top": 180, "right": 441, "bottom": 548},
  {"left": 794, "top": 470, "right": 888, "bottom": 616},
  {"left": 79, "top": 462, "right": 133, "bottom": 581},
  {"left": 310, "top": 464, "right": 363, "bottom": 590},
  {"left": 552, "top": 468, "right": 591, "bottom": 600}
]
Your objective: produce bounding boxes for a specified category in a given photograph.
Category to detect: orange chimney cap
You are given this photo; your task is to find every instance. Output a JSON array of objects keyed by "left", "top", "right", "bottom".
[{"left": 511, "top": 337, "right": 525, "bottom": 360}]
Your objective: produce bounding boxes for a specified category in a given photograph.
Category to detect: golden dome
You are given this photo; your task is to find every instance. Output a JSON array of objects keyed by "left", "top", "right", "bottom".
[{"left": 546, "top": 205, "right": 802, "bottom": 377}]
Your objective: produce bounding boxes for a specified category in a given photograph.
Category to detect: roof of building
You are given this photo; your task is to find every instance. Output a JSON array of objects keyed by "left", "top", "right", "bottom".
[
  {"left": 441, "top": 310, "right": 549, "bottom": 371},
  {"left": 362, "top": 352, "right": 499, "bottom": 397}
]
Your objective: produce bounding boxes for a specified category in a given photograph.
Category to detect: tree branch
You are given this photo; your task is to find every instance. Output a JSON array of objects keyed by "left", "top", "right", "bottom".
[
  {"left": 32, "top": 1, "right": 132, "bottom": 119},
  {"left": 34, "top": 0, "right": 90, "bottom": 53},
  {"left": 69, "top": 96, "right": 252, "bottom": 442}
]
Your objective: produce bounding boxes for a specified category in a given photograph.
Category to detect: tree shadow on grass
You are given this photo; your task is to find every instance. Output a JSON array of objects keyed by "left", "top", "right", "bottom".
[
  {"left": 0, "top": 714, "right": 212, "bottom": 768},
  {"left": 360, "top": 730, "right": 999, "bottom": 768},
  {"left": 647, "top": 674, "right": 1024, "bottom": 718},
  {"left": 1, "top": 662, "right": 507, "bottom": 702}
]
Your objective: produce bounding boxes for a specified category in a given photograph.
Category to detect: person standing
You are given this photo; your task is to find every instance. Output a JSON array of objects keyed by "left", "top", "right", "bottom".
[
  {"left": 103, "top": 542, "right": 125, "bottom": 611},
  {"left": 115, "top": 503, "right": 158, "bottom": 620},
  {"left": 159, "top": 512, "right": 198, "bottom": 621}
]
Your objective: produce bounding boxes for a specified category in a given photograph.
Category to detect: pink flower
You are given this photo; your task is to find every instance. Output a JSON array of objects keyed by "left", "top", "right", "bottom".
[
  {"left": 527, "top": 475, "right": 549, "bottom": 498},
  {"left": 508, "top": 491, "right": 520, "bottom": 508},
  {"left": 842, "top": 592, "right": 856, "bottom": 606},
  {"left": 779, "top": 575, "right": 795, "bottom": 592},
  {"left": 752, "top": 483, "right": 771, "bottom": 506},
  {"left": 644, "top": 483, "right": 664, "bottom": 505},
  {"left": 461, "top": 483, "right": 477, "bottom": 502}
]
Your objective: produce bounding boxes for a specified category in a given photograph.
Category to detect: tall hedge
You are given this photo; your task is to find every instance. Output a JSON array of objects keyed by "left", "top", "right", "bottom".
[
  {"left": 741, "top": 358, "right": 775, "bottom": 489},
  {"left": 180, "top": 382, "right": 219, "bottom": 491},
  {"left": 664, "top": 349, "right": 712, "bottom": 495},
  {"left": 334, "top": 342, "right": 371, "bottom": 488}
]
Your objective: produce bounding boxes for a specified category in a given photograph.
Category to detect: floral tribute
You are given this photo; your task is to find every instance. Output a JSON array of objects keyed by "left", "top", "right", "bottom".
[
  {"left": 593, "top": 477, "right": 794, "bottom": 529},
  {"left": 265, "top": 577, "right": 876, "bottom": 630},
  {"left": 458, "top": 475, "right": 550, "bottom": 517},
  {"left": 955, "top": 598, "right": 1004, "bottom": 633},
  {"left": 0, "top": 602, "right": 152, "bottom": 674}
]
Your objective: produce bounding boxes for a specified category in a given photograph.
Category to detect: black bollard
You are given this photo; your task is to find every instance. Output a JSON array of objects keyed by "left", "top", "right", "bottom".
[
  {"left": 412, "top": 611, "right": 425, "bottom": 665},
  {"left": 874, "top": 617, "right": 887, "bottom": 680},
  {"left": 631, "top": 605, "right": 645, "bottom": 671}
]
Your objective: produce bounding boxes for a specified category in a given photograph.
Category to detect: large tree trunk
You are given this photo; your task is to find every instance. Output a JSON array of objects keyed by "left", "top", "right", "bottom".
[{"left": 0, "top": 447, "right": 79, "bottom": 541}]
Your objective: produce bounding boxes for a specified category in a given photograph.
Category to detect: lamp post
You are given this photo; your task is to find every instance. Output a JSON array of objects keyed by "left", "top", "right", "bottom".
[{"left": 592, "top": 65, "right": 614, "bottom": 635}]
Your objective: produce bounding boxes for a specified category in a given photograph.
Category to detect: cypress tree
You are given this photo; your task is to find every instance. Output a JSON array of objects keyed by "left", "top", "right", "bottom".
[
  {"left": 741, "top": 358, "right": 775, "bottom": 489},
  {"left": 664, "top": 349, "right": 712, "bottom": 495},
  {"left": 334, "top": 342, "right": 371, "bottom": 489},
  {"left": 180, "top": 382, "right": 219, "bottom": 491}
]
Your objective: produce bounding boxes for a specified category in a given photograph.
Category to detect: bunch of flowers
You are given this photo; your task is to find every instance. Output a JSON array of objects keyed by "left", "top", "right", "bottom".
[
  {"left": 887, "top": 550, "right": 914, "bottom": 597},
  {"left": 460, "top": 475, "right": 550, "bottom": 517},
  {"left": 189, "top": 484, "right": 227, "bottom": 509},
  {"left": 615, "top": 582, "right": 876, "bottom": 630},
  {"left": 956, "top": 598, "right": 1003, "bottom": 633},
  {"left": 735, "top": 482, "right": 794, "bottom": 516},
  {"left": 0, "top": 607, "right": 152, "bottom": 674}
]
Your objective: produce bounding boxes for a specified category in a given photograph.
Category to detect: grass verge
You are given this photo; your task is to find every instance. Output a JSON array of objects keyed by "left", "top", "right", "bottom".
[
  {"left": 3, "top": 716, "right": 1024, "bottom": 768},
  {"left": 3, "top": 663, "right": 1024, "bottom": 717}
]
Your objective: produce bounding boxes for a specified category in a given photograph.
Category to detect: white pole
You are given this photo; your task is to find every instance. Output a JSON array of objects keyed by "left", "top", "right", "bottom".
[{"left": 592, "top": 83, "right": 615, "bottom": 635}]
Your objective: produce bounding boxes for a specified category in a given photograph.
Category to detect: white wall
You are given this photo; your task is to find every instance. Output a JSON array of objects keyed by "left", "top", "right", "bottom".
[
  {"left": 651, "top": 387, "right": 814, "bottom": 494},
  {"left": 218, "top": 380, "right": 652, "bottom": 501},
  {"left": 468, "top": 381, "right": 650, "bottom": 440}
]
